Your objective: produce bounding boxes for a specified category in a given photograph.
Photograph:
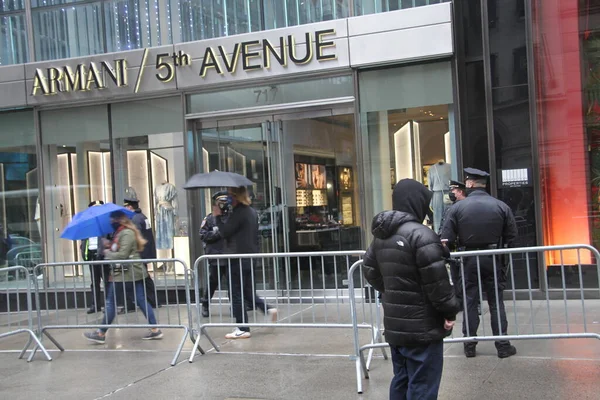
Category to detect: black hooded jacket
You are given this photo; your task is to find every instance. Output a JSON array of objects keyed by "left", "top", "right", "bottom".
[{"left": 363, "top": 179, "right": 460, "bottom": 347}]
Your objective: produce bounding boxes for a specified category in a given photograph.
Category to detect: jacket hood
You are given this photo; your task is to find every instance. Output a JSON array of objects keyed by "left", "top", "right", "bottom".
[
  {"left": 392, "top": 179, "right": 432, "bottom": 223},
  {"left": 371, "top": 210, "right": 417, "bottom": 239}
]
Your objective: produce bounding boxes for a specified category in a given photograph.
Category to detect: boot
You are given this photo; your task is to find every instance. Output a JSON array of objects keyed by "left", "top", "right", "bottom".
[
  {"left": 464, "top": 342, "right": 477, "bottom": 358},
  {"left": 497, "top": 345, "right": 517, "bottom": 359},
  {"left": 201, "top": 302, "right": 210, "bottom": 318}
]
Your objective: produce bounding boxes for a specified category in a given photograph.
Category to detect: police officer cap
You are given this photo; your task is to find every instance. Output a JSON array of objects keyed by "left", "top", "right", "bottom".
[
  {"left": 88, "top": 200, "right": 104, "bottom": 207},
  {"left": 449, "top": 180, "right": 466, "bottom": 190},
  {"left": 464, "top": 167, "right": 490, "bottom": 180},
  {"left": 212, "top": 190, "right": 228, "bottom": 201},
  {"left": 123, "top": 196, "right": 138, "bottom": 204}
]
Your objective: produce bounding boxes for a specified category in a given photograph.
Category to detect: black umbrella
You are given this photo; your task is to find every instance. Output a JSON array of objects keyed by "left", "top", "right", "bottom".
[{"left": 183, "top": 170, "right": 254, "bottom": 189}]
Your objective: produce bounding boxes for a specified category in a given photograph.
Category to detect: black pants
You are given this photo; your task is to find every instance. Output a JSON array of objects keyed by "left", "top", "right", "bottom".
[
  {"left": 230, "top": 258, "right": 272, "bottom": 332},
  {"left": 88, "top": 263, "right": 111, "bottom": 310},
  {"left": 202, "top": 263, "right": 229, "bottom": 304},
  {"left": 462, "top": 255, "right": 510, "bottom": 349},
  {"left": 143, "top": 264, "right": 158, "bottom": 308}
]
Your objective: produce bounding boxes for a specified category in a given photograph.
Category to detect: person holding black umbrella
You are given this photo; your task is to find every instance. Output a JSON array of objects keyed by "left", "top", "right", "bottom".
[
  {"left": 211, "top": 186, "right": 277, "bottom": 339},
  {"left": 199, "top": 190, "right": 229, "bottom": 317}
]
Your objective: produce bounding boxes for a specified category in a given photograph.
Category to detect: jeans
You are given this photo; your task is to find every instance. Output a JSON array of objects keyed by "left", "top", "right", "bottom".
[
  {"left": 462, "top": 256, "right": 510, "bottom": 350},
  {"left": 100, "top": 280, "right": 157, "bottom": 333},
  {"left": 230, "top": 258, "right": 271, "bottom": 332},
  {"left": 390, "top": 341, "right": 444, "bottom": 400}
]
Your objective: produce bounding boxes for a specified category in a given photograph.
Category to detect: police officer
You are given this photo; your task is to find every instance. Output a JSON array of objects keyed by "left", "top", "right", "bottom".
[
  {"left": 81, "top": 200, "right": 111, "bottom": 314},
  {"left": 199, "top": 191, "right": 228, "bottom": 317},
  {"left": 440, "top": 168, "right": 518, "bottom": 359},
  {"left": 440, "top": 180, "right": 467, "bottom": 301},
  {"left": 440, "top": 180, "right": 467, "bottom": 231},
  {"left": 124, "top": 196, "right": 159, "bottom": 309}
]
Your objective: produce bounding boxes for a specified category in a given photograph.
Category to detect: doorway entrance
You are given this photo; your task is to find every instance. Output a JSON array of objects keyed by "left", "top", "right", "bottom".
[{"left": 191, "top": 106, "right": 361, "bottom": 291}]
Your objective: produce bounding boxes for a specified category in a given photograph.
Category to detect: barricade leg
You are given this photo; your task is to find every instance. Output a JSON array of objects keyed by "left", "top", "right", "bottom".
[
  {"left": 0, "top": 329, "right": 52, "bottom": 362},
  {"left": 170, "top": 327, "right": 190, "bottom": 366},
  {"left": 25, "top": 330, "right": 53, "bottom": 362},
  {"left": 18, "top": 335, "right": 34, "bottom": 359},
  {"left": 28, "top": 329, "right": 64, "bottom": 362},
  {"left": 188, "top": 326, "right": 210, "bottom": 362},
  {"left": 355, "top": 358, "right": 364, "bottom": 394}
]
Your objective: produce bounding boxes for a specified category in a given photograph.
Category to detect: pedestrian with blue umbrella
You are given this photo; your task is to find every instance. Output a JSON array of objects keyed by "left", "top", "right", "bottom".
[
  {"left": 62, "top": 201, "right": 136, "bottom": 314},
  {"left": 84, "top": 209, "right": 163, "bottom": 344}
]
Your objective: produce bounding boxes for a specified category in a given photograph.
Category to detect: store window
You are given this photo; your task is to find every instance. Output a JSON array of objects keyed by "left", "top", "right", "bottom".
[
  {"left": 0, "top": 1, "right": 28, "bottom": 65},
  {"left": 532, "top": 0, "right": 595, "bottom": 273},
  {"left": 32, "top": 0, "right": 165, "bottom": 61},
  {"left": 40, "top": 105, "right": 110, "bottom": 278},
  {"left": 0, "top": 110, "right": 39, "bottom": 287},
  {"left": 263, "top": 0, "right": 350, "bottom": 29},
  {"left": 111, "top": 97, "right": 189, "bottom": 281},
  {"left": 359, "top": 62, "right": 456, "bottom": 234},
  {"left": 354, "top": 0, "right": 450, "bottom": 16}
]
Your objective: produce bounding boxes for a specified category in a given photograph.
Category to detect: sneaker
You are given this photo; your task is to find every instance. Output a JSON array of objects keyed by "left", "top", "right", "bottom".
[
  {"left": 267, "top": 308, "right": 278, "bottom": 323},
  {"left": 84, "top": 331, "right": 106, "bottom": 344},
  {"left": 225, "top": 328, "right": 251, "bottom": 339},
  {"left": 497, "top": 345, "right": 517, "bottom": 359},
  {"left": 464, "top": 342, "right": 477, "bottom": 358},
  {"left": 142, "top": 330, "right": 164, "bottom": 340}
]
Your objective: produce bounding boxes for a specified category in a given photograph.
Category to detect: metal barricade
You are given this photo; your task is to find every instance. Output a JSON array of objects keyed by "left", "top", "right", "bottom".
[
  {"left": 349, "top": 244, "right": 600, "bottom": 394},
  {"left": 29, "top": 258, "right": 195, "bottom": 365},
  {"left": 0, "top": 265, "right": 52, "bottom": 362},
  {"left": 189, "top": 251, "right": 386, "bottom": 362}
]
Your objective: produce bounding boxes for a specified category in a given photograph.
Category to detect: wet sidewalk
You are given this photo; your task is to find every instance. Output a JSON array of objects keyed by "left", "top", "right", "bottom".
[{"left": 1, "top": 324, "right": 599, "bottom": 400}]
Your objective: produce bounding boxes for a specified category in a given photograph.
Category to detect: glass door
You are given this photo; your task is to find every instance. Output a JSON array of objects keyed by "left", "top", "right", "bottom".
[
  {"left": 196, "top": 116, "right": 286, "bottom": 290},
  {"left": 194, "top": 105, "right": 359, "bottom": 293}
]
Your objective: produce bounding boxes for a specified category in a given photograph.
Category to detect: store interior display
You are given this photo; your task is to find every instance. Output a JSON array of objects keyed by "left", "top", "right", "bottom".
[
  {"left": 291, "top": 156, "right": 358, "bottom": 251},
  {"left": 428, "top": 160, "right": 452, "bottom": 233},
  {"left": 122, "top": 147, "right": 187, "bottom": 274},
  {"left": 154, "top": 181, "right": 178, "bottom": 251},
  {"left": 385, "top": 106, "right": 452, "bottom": 229},
  {"left": 88, "top": 151, "right": 112, "bottom": 204}
]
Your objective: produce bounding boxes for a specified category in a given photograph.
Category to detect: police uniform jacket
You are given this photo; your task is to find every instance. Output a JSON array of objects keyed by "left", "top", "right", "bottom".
[
  {"left": 440, "top": 189, "right": 517, "bottom": 248},
  {"left": 200, "top": 213, "right": 224, "bottom": 256},
  {"left": 80, "top": 236, "right": 105, "bottom": 261},
  {"left": 131, "top": 209, "right": 157, "bottom": 260}
]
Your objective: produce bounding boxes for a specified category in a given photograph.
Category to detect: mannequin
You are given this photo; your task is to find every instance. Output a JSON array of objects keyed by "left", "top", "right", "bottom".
[
  {"left": 154, "top": 181, "right": 178, "bottom": 250},
  {"left": 427, "top": 160, "right": 452, "bottom": 233}
]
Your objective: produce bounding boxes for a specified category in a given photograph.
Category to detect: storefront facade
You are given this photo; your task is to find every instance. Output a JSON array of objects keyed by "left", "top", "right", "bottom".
[
  {"left": 0, "top": 3, "right": 458, "bottom": 290},
  {"left": 1, "top": 1, "right": 598, "bottom": 293}
]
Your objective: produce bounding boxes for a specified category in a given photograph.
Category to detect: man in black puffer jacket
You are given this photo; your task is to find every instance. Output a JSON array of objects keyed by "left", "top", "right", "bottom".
[{"left": 363, "top": 179, "right": 460, "bottom": 400}]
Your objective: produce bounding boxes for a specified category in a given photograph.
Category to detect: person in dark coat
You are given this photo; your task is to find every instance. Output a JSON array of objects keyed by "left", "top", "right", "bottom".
[
  {"left": 200, "top": 191, "right": 228, "bottom": 317},
  {"left": 124, "top": 197, "right": 159, "bottom": 309},
  {"left": 212, "top": 186, "right": 277, "bottom": 339},
  {"left": 81, "top": 200, "right": 111, "bottom": 314},
  {"left": 440, "top": 168, "right": 518, "bottom": 359},
  {"left": 440, "top": 180, "right": 468, "bottom": 302},
  {"left": 363, "top": 179, "right": 460, "bottom": 400}
]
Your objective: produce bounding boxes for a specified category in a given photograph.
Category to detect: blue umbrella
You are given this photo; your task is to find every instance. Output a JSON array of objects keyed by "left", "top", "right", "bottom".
[{"left": 61, "top": 203, "right": 135, "bottom": 240}]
